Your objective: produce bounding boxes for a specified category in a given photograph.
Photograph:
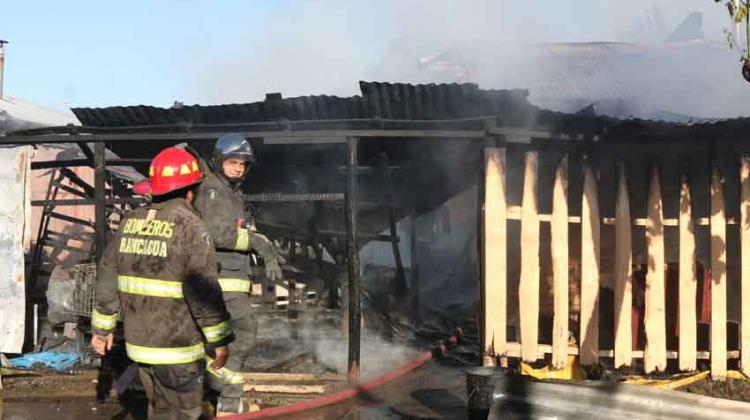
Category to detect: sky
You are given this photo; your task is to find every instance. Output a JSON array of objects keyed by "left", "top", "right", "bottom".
[{"left": 0, "top": 1, "right": 736, "bottom": 111}]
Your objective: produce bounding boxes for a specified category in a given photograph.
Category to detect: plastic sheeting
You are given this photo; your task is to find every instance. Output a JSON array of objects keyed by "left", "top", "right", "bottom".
[
  {"left": 0, "top": 146, "right": 32, "bottom": 354},
  {"left": 9, "top": 351, "right": 80, "bottom": 371}
]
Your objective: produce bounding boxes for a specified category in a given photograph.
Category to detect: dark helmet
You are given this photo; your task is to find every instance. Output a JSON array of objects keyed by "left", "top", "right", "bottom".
[
  {"left": 211, "top": 133, "right": 256, "bottom": 171},
  {"left": 743, "top": 59, "right": 750, "bottom": 84}
]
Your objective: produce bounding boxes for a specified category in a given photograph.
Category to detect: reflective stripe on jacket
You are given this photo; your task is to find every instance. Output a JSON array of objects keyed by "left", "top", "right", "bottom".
[
  {"left": 92, "top": 198, "right": 233, "bottom": 361},
  {"left": 193, "top": 168, "right": 253, "bottom": 294}
]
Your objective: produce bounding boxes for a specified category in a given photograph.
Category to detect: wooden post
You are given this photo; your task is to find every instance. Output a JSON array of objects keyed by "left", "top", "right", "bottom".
[
  {"left": 741, "top": 157, "right": 750, "bottom": 376},
  {"left": 679, "top": 173, "right": 697, "bottom": 371},
  {"left": 94, "top": 141, "right": 107, "bottom": 261},
  {"left": 614, "top": 164, "right": 633, "bottom": 368},
  {"left": 645, "top": 165, "right": 667, "bottom": 373},
  {"left": 580, "top": 163, "right": 600, "bottom": 365},
  {"left": 710, "top": 167, "right": 727, "bottom": 380},
  {"left": 410, "top": 213, "right": 421, "bottom": 327},
  {"left": 551, "top": 156, "right": 569, "bottom": 369},
  {"left": 378, "top": 152, "right": 407, "bottom": 296},
  {"left": 345, "top": 137, "right": 361, "bottom": 384},
  {"left": 520, "top": 152, "right": 540, "bottom": 362},
  {"left": 482, "top": 148, "right": 507, "bottom": 364}
]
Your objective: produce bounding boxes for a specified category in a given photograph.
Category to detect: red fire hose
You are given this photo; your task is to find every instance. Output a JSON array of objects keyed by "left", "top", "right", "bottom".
[{"left": 224, "top": 328, "right": 463, "bottom": 419}]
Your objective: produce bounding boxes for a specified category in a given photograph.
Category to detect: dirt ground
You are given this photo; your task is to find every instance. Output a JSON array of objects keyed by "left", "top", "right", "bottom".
[
  {"left": 265, "top": 359, "right": 470, "bottom": 420},
  {"left": 680, "top": 377, "right": 750, "bottom": 403},
  {"left": 0, "top": 358, "right": 471, "bottom": 420},
  {"left": 0, "top": 371, "right": 129, "bottom": 420}
]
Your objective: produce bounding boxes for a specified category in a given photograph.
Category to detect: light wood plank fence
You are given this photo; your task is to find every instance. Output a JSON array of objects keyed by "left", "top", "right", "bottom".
[{"left": 481, "top": 148, "right": 749, "bottom": 380}]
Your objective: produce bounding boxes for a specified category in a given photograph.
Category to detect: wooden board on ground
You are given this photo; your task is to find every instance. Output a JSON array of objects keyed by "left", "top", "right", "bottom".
[
  {"left": 244, "top": 372, "right": 344, "bottom": 383},
  {"left": 580, "top": 163, "right": 600, "bottom": 365},
  {"left": 482, "top": 147, "right": 507, "bottom": 362},
  {"left": 614, "top": 164, "right": 633, "bottom": 368},
  {"left": 679, "top": 174, "right": 697, "bottom": 372},
  {"left": 741, "top": 157, "right": 750, "bottom": 376},
  {"left": 520, "top": 152, "right": 540, "bottom": 362},
  {"left": 243, "top": 383, "right": 327, "bottom": 394},
  {"left": 711, "top": 168, "right": 727, "bottom": 380},
  {"left": 645, "top": 166, "right": 667, "bottom": 373},
  {"left": 551, "top": 156, "right": 569, "bottom": 369}
]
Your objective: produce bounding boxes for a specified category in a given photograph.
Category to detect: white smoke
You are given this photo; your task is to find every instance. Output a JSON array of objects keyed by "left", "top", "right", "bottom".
[{"left": 181, "top": 1, "right": 747, "bottom": 119}]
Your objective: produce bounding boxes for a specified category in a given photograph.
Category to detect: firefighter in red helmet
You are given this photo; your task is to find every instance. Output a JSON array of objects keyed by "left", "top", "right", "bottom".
[{"left": 91, "top": 147, "right": 233, "bottom": 419}]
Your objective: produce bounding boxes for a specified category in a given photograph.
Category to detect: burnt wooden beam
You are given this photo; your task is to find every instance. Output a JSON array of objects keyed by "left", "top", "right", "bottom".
[
  {"left": 345, "top": 137, "right": 361, "bottom": 384},
  {"left": 48, "top": 211, "right": 95, "bottom": 228},
  {"left": 0, "top": 129, "right": 487, "bottom": 146},
  {"left": 256, "top": 220, "right": 396, "bottom": 242},
  {"left": 77, "top": 142, "right": 95, "bottom": 163},
  {"left": 410, "top": 211, "right": 421, "bottom": 327},
  {"left": 378, "top": 152, "right": 407, "bottom": 297},
  {"left": 50, "top": 180, "right": 89, "bottom": 198},
  {"left": 31, "top": 197, "right": 145, "bottom": 207},
  {"left": 10, "top": 116, "right": 499, "bottom": 136},
  {"left": 94, "top": 142, "right": 107, "bottom": 262},
  {"left": 244, "top": 192, "right": 344, "bottom": 202},
  {"left": 59, "top": 168, "right": 96, "bottom": 197},
  {"left": 32, "top": 158, "right": 150, "bottom": 170}
]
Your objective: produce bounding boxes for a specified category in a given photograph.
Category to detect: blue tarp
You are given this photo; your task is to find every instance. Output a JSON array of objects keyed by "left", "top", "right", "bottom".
[{"left": 10, "top": 352, "right": 80, "bottom": 371}]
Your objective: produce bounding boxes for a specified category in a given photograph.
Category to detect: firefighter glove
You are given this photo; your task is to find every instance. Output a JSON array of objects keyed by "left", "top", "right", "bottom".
[{"left": 249, "top": 232, "right": 285, "bottom": 281}]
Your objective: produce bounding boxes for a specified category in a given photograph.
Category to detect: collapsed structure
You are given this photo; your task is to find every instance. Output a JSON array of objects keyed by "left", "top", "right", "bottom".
[{"left": 0, "top": 79, "right": 749, "bottom": 386}]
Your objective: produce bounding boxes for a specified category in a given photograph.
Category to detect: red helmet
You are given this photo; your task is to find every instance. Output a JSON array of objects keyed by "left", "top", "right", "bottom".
[
  {"left": 132, "top": 180, "right": 151, "bottom": 196},
  {"left": 148, "top": 147, "right": 202, "bottom": 196}
]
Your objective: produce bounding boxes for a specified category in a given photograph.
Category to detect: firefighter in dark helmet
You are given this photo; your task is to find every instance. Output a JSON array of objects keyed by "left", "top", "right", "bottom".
[
  {"left": 91, "top": 146, "right": 233, "bottom": 420},
  {"left": 191, "top": 133, "right": 285, "bottom": 415}
]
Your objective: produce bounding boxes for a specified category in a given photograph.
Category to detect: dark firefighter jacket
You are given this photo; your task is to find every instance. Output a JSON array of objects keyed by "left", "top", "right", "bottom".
[
  {"left": 92, "top": 198, "right": 233, "bottom": 365},
  {"left": 192, "top": 167, "right": 255, "bottom": 294}
]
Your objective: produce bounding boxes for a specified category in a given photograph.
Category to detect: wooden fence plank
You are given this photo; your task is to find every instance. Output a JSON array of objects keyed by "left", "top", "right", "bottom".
[
  {"left": 741, "top": 157, "right": 750, "bottom": 376},
  {"left": 502, "top": 342, "right": 740, "bottom": 360},
  {"left": 482, "top": 148, "right": 507, "bottom": 364},
  {"left": 551, "top": 156, "right": 569, "bottom": 369},
  {"left": 520, "top": 152, "right": 540, "bottom": 362},
  {"left": 711, "top": 168, "right": 727, "bottom": 380},
  {"left": 504, "top": 208, "right": 734, "bottom": 227},
  {"left": 679, "top": 173, "right": 697, "bottom": 371},
  {"left": 614, "top": 164, "right": 633, "bottom": 368},
  {"left": 580, "top": 163, "right": 600, "bottom": 365},
  {"left": 645, "top": 165, "right": 667, "bottom": 373}
]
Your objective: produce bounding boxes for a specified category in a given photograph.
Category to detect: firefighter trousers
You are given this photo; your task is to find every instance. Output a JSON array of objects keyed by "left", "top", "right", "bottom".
[
  {"left": 206, "top": 292, "right": 258, "bottom": 412},
  {"left": 138, "top": 361, "right": 205, "bottom": 420}
]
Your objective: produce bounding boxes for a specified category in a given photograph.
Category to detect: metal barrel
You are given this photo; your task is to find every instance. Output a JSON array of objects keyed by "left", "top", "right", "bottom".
[{"left": 466, "top": 366, "right": 507, "bottom": 420}]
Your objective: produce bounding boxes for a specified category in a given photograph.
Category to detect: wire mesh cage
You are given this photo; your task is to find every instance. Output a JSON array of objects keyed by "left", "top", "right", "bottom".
[{"left": 67, "top": 263, "right": 97, "bottom": 318}]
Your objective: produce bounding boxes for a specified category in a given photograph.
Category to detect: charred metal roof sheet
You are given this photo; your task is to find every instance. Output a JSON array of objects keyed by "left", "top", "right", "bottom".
[
  {"left": 72, "top": 95, "right": 368, "bottom": 127},
  {"left": 65, "top": 79, "right": 750, "bottom": 144},
  {"left": 72, "top": 81, "right": 536, "bottom": 128}
]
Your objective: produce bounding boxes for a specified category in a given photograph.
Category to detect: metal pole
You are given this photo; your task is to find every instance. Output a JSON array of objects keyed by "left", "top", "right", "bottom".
[
  {"left": 94, "top": 142, "right": 107, "bottom": 261},
  {"left": 345, "top": 137, "right": 361, "bottom": 384},
  {"left": 0, "top": 40, "right": 7, "bottom": 100}
]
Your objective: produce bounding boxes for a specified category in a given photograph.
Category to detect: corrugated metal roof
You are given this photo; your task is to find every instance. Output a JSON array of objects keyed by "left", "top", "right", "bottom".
[
  {"left": 0, "top": 96, "right": 79, "bottom": 133},
  {"left": 72, "top": 81, "right": 534, "bottom": 128},
  {"left": 65, "top": 78, "right": 750, "bottom": 144},
  {"left": 72, "top": 95, "right": 367, "bottom": 127}
]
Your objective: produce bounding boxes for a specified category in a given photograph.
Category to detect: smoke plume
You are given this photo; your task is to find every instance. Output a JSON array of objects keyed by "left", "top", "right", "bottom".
[{"left": 182, "top": 1, "right": 746, "bottom": 119}]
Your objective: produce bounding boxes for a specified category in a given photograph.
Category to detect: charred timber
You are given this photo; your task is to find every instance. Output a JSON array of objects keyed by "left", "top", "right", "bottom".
[
  {"left": 31, "top": 158, "right": 151, "bottom": 170},
  {"left": 345, "top": 137, "right": 361, "bottom": 384},
  {"left": 94, "top": 142, "right": 107, "bottom": 261},
  {"left": 257, "top": 221, "right": 397, "bottom": 242},
  {"left": 9, "top": 116, "right": 500, "bottom": 135},
  {"left": 245, "top": 193, "right": 344, "bottom": 202},
  {"left": 31, "top": 197, "right": 146, "bottom": 207}
]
